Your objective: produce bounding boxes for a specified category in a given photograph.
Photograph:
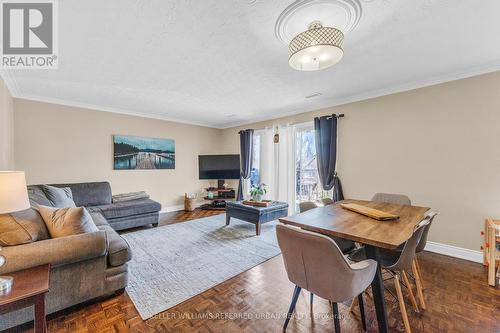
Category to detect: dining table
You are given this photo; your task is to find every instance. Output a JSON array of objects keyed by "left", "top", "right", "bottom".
[{"left": 279, "top": 199, "right": 430, "bottom": 333}]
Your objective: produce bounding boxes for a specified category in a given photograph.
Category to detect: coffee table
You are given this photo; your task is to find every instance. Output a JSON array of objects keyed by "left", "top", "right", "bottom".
[{"left": 225, "top": 201, "right": 289, "bottom": 235}]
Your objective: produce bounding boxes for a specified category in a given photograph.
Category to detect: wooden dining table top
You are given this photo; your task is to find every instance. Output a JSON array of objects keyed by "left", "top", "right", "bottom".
[{"left": 279, "top": 199, "right": 430, "bottom": 249}]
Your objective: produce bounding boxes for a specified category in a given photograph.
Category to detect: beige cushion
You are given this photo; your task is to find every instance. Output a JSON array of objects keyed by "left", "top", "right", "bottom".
[
  {"left": 38, "top": 205, "right": 98, "bottom": 238},
  {"left": 0, "top": 209, "right": 50, "bottom": 246}
]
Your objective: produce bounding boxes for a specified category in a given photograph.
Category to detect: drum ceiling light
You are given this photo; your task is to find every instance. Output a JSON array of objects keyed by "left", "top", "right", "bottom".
[
  {"left": 274, "top": 0, "right": 362, "bottom": 71},
  {"left": 288, "top": 21, "right": 344, "bottom": 71}
]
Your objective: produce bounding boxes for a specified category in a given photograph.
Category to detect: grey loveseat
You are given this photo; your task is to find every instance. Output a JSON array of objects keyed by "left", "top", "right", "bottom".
[{"left": 0, "top": 182, "right": 160, "bottom": 330}]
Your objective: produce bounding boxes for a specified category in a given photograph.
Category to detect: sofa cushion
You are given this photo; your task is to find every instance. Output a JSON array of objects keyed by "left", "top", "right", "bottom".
[
  {"left": 0, "top": 208, "right": 50, "bottom": 246},
  {"left": 48, "top": 182, "right": 112, "bottom": 207},
  {"left": 38, "top": 205, "right": 99, "bottom": 238},
  {"left": 27, "top": 186, "right": 53, "bottom": 207},
  {"left": 88, "top": 209, "right": 109, "bottom": 227},
  {"left": 91, "top": 198, "right": 161, "bottom": 220},
  {"left": 97, "top": 225, "right": 131, "bottom": 267},
  {"left": 42, "top": 185, "right": 76, "bottom": 208}
]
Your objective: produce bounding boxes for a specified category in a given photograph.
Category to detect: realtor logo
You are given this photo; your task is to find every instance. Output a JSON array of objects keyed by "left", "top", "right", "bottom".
[{"left": 1, "top": 0, "right": 58, "bottom": 68}]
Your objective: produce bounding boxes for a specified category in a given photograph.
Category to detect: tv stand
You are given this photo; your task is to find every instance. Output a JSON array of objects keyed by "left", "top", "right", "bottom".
[{"left": 201, "top": 187, "right": 236, "bottom": 211}]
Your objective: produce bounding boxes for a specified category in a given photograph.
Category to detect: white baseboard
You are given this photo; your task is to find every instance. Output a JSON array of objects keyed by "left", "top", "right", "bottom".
[
  {"left": 160, "top": 205, "right": 185, "bottom": 214},
  {"left": 424, "top": 241, "right": 482, "bottom": 263},
  {"left": 160, "top": 201, "right": 208, "bottom": 214}
]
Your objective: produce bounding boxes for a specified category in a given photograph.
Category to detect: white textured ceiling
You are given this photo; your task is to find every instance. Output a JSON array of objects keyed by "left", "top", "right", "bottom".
[{"left": 2, "top": 0, "right": 500, "bottom": 128}]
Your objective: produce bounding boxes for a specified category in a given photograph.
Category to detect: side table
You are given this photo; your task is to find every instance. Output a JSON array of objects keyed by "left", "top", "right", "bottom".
[{"left": 0, "top": 264, "right": 50, "bottom": 333}]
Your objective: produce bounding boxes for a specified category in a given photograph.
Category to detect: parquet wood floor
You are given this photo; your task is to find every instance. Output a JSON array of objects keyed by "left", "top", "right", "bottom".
[{"left": 11, "top": 209, "right": 500, "bottom": 333}]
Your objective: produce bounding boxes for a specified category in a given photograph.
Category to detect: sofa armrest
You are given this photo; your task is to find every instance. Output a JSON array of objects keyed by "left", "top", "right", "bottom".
[{"left": 0, "top": 231, "right": 108, "bottom": 274}]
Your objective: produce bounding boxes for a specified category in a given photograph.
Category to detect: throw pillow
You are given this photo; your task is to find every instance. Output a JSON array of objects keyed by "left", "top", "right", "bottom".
[
  {"left": 0, "top": 208, "right": 50, "bottom": 246},
  {"left": 38, "top": 205, "right": 98, "bottom": 238},
  {"left": 41, "top": 185, "right": 76, "bottom": 208}
]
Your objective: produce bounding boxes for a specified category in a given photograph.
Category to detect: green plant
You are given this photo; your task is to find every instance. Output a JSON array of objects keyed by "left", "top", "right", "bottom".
[{"left": 250, "top": 183, "right": 267, "bottom": 197}]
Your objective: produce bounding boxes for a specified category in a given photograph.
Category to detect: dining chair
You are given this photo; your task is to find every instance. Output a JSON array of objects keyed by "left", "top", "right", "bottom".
[
  {"left": 376, "top": 218, "right": 431, "bottom": 333},
  {"left": 276, "top": 224, "right": 377, "bottom": 333},
  {"left": 372, "top": 193, "right": 411, "bottom": 205},
  {"left": 321, "top": 197, "right": 334, "bottom": 206},
  {"left": 299, "top": 201, "right": 319, "bottom": 213},
  {"left": 413, "top": 210, "right": 438, "bottom": 289},
  {"left": 298, "top": 201, "right": 357, "bottom": 308}
]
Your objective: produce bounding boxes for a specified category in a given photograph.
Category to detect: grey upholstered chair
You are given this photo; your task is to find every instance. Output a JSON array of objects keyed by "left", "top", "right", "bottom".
[
  {"left": 413, "top": 210, "right": 438, "bottom": 289},
  {"left": 372, "top": 192, "right": 411, "bottom": 205},
  {"left": 277, "top": 224, "right": 377, "bottom": 333},
  {"left": 321, "top": 197, "right": 334, "bottom": 206},
  {"left": 376, "top": 218, "right": 431, "bottom": 333},
  {"left": 299, "top": 201, "right": 319, "bottom": 213}
]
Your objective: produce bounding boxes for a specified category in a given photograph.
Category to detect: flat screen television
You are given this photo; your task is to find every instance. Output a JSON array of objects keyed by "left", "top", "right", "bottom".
[{"left": 198, "top": 154, "right": 240, "bottom": 180}]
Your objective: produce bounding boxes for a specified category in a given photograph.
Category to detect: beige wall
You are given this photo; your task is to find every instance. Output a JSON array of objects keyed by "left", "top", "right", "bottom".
[
  {"left": 221, "top": 71, "right": 500, "bottom": 251},
  {"left": 12, "top": 71, "right": 500, "bottom": 250},
  {"left": 14, "top": 99, "right": 222, "bottom": 208},
  {"left": 0, "top": 77, "right": 14, "bottom": 170}
]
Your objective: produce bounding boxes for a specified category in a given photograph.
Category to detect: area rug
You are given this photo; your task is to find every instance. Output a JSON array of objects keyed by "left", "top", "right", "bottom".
[{"left": 121, "top": 214, "right": 281, "bottom": 319}]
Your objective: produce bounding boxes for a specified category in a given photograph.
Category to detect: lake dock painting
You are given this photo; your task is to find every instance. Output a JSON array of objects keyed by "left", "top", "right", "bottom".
[{"left": 113, "top": 135, "right": 175, "bottom": 170}]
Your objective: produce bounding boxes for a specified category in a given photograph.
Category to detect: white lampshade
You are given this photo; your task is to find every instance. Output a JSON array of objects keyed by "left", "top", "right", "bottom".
[{"left": 0, "top": 171, "right": 30, "bottom": 214}]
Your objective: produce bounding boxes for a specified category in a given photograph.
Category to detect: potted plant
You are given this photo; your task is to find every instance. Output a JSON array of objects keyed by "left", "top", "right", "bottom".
[{"left": 250, "top": 183, "right": 267, "bottom": 202}]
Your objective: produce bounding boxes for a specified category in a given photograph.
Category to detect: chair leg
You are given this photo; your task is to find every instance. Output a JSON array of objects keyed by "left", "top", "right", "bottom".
[
  {"left": 349, "top": 296, "right": 358, "bottom": 313},
  {"left": 402, "top": 271, "right": 419, "bottom": 312},
  {"left": 414, "top": 257, "right": 425, "bottom": 290},
  {"left": 332, "top": 302, "right": 341, "bottom": 333},
  {"left": 358, "top": 294, "right": 367, "bottom": 332},
  {"left": 412, "top": 260, "right": 426, "bottom": 310},
  {"left": 394, "top": 273, "right": 412, "bottom": 333},
  {"left": 283, "top": 285, "right": 301, "bottom": 332}
]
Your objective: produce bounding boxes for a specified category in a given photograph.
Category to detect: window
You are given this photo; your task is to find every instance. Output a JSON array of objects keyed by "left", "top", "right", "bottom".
[
  {"left": 250, "top": 133, "right": 261, "bottom": 187},
  {"left": 295, "top": 125, "right": 332, "bottom": 210}
]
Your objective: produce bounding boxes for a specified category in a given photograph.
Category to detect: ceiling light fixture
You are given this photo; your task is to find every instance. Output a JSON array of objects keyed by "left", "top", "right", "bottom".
[
  {"left": 289, "top": 21, "right": 344, "bottom": 71},
  {"left": 275, "top": 0, "right": 362, "bottom": 72}
]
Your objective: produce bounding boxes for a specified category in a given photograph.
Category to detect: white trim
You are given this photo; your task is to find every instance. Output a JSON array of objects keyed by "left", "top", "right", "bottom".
[
  {"left": 160, "top": 200, "right": 210, "bottom": 214},
  {"left": 160, "top": 205, "right": 186, "bottom": 214},
  {"left": 13, "top": 94, "right": 219, "bottom": 128},
  {"left": 221, "top": 61, "right": 500, "bottom": 129},
  {"left": 2, "top": 62, "right": 500, "bottom": 129},
  {"left": 424, "top": 241, "right": 482, "bottom": 263}
]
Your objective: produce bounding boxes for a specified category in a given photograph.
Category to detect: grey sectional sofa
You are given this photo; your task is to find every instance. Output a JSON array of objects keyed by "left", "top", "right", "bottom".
[
  {"left": 29, "top": 182, "right": 162, "bottom": 230},
  {"left": 0, "top": 182, "right": 161, "bottom": 330}
]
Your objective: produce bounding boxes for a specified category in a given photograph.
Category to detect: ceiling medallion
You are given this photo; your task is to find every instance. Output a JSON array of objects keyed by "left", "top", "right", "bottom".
[{"left": 275, "top": 0, "right": 362, "bottom": 71}]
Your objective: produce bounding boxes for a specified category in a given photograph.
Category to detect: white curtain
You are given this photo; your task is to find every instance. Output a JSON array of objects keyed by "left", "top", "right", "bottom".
[
  {"left": 259, "top": 125, "right": 296, "bottom": 212},
  {"left": 259, "top": 127, "right": 276, "bottom": 200}
]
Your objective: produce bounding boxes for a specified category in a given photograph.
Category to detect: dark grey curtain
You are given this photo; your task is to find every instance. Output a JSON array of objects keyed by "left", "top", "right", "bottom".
[
  {"left": 314, "top": 115, "right": 344, "bottom": 202},
  {"left": 237, "top": 129, "right": 254, "bottom": 200}
]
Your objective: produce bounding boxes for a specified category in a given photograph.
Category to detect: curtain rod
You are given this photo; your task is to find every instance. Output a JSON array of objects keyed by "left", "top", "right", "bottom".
[
  {"left": 327, "top": 113, "right": 344, "bottom": 119},
  {"left": 247, "top": 113, "right": 345, "bottom": 132}
]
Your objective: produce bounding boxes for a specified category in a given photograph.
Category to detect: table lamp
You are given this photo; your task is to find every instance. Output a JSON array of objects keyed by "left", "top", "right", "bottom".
[{"left": 0, "top": 171, "right": 30, "bottom": 292}]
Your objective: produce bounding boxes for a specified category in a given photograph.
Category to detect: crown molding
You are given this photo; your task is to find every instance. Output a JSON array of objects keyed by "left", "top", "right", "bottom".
[
  {"left": 2, "top": 61, "right": 500, "bottom": 130},
  {"left": 0, "top": 70, "right": 22, "bottom": 97},
  {"left": 220, "top": 61, "right": 500, "bottom": 129}
]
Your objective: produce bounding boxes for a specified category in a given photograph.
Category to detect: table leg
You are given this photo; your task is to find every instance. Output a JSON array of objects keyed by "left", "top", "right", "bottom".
[
  {"left": 225, "top": 214, "right": 230, "bottom": 226},
  {"left": 365, "top": 245, "right": 388, "bottom": 333},
  {"left": 34, "top": 294, "right": 47, "bottom": 333},
  {"left": 255, "top": 222, "right": 261, "bottom": 236}
]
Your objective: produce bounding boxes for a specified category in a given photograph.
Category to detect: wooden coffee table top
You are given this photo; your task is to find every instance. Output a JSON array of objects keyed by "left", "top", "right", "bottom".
[{"left": 0, "top": 264, "right": 50, "bottom": 306}]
